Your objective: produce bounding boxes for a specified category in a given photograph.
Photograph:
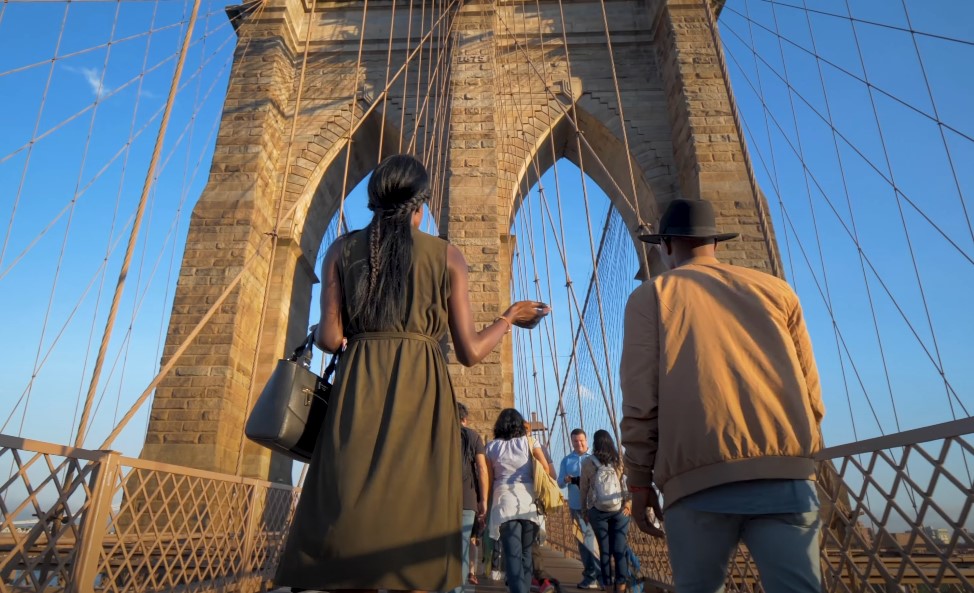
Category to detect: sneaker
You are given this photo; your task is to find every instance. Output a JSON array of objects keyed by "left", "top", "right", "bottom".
[
  {"left": 539, "top": 579, "right": 557, "bottom": 593},
  {"left": 577, "top": 581, "right": 602, "bottom": 590}
]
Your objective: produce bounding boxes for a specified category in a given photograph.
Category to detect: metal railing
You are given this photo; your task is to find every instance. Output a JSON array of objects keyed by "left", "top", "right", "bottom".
[
  {"left": 0, "top": 435, "right": 297, "bottom": 593},
  {"left": 3, "top": 418, "right": 972, "bottom": 592},
  {"left": 546, "top": 417, "right": 974, "bottom": 592}
]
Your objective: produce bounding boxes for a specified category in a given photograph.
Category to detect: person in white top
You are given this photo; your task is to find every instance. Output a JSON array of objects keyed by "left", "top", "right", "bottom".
[{"left": 485, "top": 408, "right": 555, "bottom": 593}]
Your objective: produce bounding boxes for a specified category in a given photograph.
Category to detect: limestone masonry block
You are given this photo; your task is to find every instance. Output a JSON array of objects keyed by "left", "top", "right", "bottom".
[{"left": 144, "top": 0, "right": 780, "bottom": 479}]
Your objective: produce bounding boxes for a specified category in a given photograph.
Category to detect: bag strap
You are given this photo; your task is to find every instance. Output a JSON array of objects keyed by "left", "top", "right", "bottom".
[
  {"left": 322, "top": 351, "right": 340, "bottom": 380},
  {"left": 288, "top": 332, "right": 316, "bottom": 362},
  {"left": 288, "top": 331, "right": 342, "bottom": 380}
]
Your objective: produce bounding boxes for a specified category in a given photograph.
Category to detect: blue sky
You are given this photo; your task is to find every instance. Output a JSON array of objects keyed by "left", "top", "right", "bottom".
[{"left": 0, "top": 0, "right": 971, "bottom": 529}]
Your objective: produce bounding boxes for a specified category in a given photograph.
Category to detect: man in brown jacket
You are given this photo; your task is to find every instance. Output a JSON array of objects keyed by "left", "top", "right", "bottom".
[{"left": 620, "top": 198, "right": 825, "bottom": 593}]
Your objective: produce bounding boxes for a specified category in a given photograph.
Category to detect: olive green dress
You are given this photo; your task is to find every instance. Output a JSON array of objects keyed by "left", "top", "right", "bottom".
[{"left": 275, "top": 228, "right": 462, "bottom": 590}]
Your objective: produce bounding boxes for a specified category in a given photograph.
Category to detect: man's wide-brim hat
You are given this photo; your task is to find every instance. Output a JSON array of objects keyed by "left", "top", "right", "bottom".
[{"left": 638, "top": 198, "right": 739, "bottom": 244}]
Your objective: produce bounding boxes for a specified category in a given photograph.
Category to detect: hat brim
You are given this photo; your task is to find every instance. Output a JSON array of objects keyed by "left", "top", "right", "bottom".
[{"left": 638, "top": 232, "right": 739, "bottom": 244}]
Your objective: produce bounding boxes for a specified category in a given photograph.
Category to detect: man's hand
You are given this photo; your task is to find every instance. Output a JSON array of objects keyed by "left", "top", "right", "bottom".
[
  {"left": 478, "top": 500, "right": 488, "bottom": 517},
  {"left": 631, "top": 487, "right": 665, "bottom": 538}
]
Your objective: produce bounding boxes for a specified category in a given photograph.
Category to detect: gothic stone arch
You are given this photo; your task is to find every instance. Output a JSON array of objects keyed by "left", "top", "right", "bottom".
[{"left": 143, "top": 0, "right": 781, "bottom": 479}]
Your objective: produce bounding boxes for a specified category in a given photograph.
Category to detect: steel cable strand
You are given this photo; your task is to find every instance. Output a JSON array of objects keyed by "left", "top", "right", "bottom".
[
  {"left": 720, "top": 35, "right": 969, "bottom": 414},
  {"left": 234, "top": 0, "right": 322, "bottom": 475},
  {"left": 725, "top": 54, "right": 908, "bottom": 435},
  {"left": 69, "top": 0, "right": 168, "bottom": 444},
  {"left": 755, "top": 0, "right": 974, "bottom": 48},
  {"left": 703, "top": 0, "right": 782, "bottom": 277},
  {"left": 739, "top": 0, "right": 796, "bottom": 284},
  {"left": 0, "top": 4, "right": 241, "bottom": 80},
  {"left": 896, "top": 0, "right": 974, "bottom": 251},
  {"left": 720, "top": 15, "right": 974, "bottom": 266},
  {"left": 73, "top": 0, "right": 206, "bottom": 449},
  {"left": 0, "top": 12, "right": 244, "bottom": 168},
  {"left": 790, "top": 0, "right": 902, "bottom": 435},
  {"left": 840, "top": 0, "right": 960, "bottom": 420},
  {"left": 0, "top": 21, "right": 242, "bottom": 283},
  {"left": 0, "top": 0, "right": 72, "bottom": 268},
  {"left": 767, "top": 0, "right": 863, "bottom": 441},
  {"left": 727, "top": 56, "right": 966, "bottom": 433},
  {"left": 18, "top": 0, "right": 125, "bottom": 441},
  {"left": 99, "top": 0, "right": 464, "bottom": 449}
]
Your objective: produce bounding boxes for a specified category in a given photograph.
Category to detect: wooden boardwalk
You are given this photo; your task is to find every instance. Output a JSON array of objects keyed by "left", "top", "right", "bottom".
[{"left": 271, "top": 546, "right": 594, "bottom": 593}]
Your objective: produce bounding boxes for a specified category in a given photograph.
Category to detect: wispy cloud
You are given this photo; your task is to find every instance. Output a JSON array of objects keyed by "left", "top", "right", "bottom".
[
  {"left": 579, "top": 384, "right": 596, "bottom": 402},
  {"left": 64, "top": 65, "right": 111, "bottom": 100}
]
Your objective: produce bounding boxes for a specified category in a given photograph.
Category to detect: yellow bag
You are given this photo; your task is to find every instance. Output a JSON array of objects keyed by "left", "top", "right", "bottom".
[{"left": 529, "top": 436, "right": 564, "bottom": 513}]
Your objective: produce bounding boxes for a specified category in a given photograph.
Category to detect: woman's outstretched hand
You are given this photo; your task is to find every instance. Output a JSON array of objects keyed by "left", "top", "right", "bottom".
[{"left": 503, "top": 301, "right": 551, "bottom": 329}]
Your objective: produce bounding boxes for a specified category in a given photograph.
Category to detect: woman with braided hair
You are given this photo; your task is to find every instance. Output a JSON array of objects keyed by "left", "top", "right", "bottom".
[{"left": 276, "top": 154, "right": 549, "bottom": 593}]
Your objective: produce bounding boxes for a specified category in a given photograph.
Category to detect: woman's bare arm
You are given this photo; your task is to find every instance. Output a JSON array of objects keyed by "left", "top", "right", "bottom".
[
  {"left": 446, "top": 244, "right": 549, "bottom": 366},
  {"left": 313, "top": 239, "right": 345, "bottom": 353}
]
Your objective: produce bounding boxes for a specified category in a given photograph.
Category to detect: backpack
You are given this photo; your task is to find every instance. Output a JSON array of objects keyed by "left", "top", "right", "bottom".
[{"left": 589, "top": 458, "right": 623, "bottom": 512}]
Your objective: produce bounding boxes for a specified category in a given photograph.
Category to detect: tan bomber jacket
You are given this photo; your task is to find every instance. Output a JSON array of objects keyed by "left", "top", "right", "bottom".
[{"left": 620, "top": 256, "right": 825, "bottom": 508}]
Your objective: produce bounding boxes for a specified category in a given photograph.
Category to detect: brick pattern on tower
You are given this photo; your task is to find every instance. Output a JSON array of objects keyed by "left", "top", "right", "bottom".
[{"left": 143, "top": 0, "right": 780, "bottom": 480}]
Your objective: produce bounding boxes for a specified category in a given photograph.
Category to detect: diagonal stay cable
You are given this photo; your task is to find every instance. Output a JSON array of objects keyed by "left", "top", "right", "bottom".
[
  {"left": 0, "top": 14, "right": 239, "bottom": 169},
  {"left": 0, "top": 27, "right": 247, "bottom": 284},
  {"left": 73, "top": 0, "right": 205, "bottom": 449},
  {"left": 793, "top": 0, "right": 901, "bottom": 433},
  {"left": 720, "top": 17, "right": 974, "bottom": 268},
  {"left": 722, "top": 4, "right": 974, "bottom": 146},
  {"left": 99, "top": 0, "right": 463, "bottom": 449},
  {"left": 704, "top": 0, "right": 782, "bottom": 277},
  {"left": 0, "top": 1, "right": 71, "bottom": 269},
  {"left": 0, "top": 5, "right": 236, "bottom": 80},
  {"left": 722, "top": 40, "right": 969, "bottom": 416},
  {"left": 841, "top": 0, "right": 957, "bottom": 420},
  {"left": 742, "top": 0, "right": 796, "bottom": 286},
  {"left": 754, "top": 0, "right": 974, "bottom": 48},
  {"left": 733, "top": 99, "right": 886, "bottom": 433},
  {"left": 897, "top": 0, "right": 974, "bottom": 249}
]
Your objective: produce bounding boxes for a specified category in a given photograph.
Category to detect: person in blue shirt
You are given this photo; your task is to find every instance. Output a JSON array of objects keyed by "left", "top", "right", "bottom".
[{"left": 558, "top": 428, "right": 602, "bottom": 589}]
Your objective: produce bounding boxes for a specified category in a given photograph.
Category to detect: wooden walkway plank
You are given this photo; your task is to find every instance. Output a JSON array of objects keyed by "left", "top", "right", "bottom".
[{"left": 270, "top": 545, "right": 592, "bottom": 593}]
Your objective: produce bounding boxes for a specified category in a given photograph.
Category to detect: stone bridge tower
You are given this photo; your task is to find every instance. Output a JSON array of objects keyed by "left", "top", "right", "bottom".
[{"left": 141, "top": 0, "right": 780, "bottom": 481}]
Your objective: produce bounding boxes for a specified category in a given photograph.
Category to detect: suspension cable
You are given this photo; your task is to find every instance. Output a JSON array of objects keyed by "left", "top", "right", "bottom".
[{"left": 74, "top": 0, "right": 204, "bottom": 449}]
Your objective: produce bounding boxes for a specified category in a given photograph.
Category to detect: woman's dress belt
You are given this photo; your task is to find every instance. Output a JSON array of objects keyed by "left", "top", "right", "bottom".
[{"left": 346, "top": 331, "right": 440, "bottom": 347}]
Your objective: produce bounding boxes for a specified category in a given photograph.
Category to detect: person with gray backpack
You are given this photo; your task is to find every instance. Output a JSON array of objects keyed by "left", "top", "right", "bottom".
[{"left": 580, "top": 430, "right": 632, "bottom": 592}]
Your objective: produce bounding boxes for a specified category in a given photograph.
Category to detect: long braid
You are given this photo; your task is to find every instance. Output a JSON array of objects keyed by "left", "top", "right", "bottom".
[
  {"left": 349, "top": 155, "right": 430, "bottom": 331},
  {"left": 367, "top": 217, "right": 382, "bottom": 300}
]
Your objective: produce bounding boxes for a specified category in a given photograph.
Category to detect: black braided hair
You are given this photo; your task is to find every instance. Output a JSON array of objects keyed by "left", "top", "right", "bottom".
[{"left": 349, "top": 154, "right": 431, "bottom": 331}]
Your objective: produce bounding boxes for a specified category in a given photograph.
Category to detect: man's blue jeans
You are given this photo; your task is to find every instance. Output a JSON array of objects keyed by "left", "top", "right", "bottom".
[
  {"left": 664, "top": 505, "right": 823, "bottom": 593},
  {"left": 571, "top": 509, "right": 602, "bottom": 583},
  {"left": 451, "top": 509, "right": 477, "bottom": 593},
  {"left": 499, "top": 519, "right": 537, "bottom": 593}
]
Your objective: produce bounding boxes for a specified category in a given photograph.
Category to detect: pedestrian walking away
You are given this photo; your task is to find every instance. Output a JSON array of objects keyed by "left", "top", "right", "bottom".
[
  {"left": 485, "top": 408, "right": 555, "bottom": 593},
  {"left": 275, "top": 154, "right": 549, "bottom": 593},
  {"left": 580, "top": 430, "right": 632, "bottom": 592},
  {"left": 621, "top": 198, "right": 826, "bottom": 593}
]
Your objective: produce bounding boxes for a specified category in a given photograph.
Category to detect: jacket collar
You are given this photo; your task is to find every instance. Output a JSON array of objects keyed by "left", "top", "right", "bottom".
[{"left": 676, "top": 255, "right": 720, "bottom": 268}]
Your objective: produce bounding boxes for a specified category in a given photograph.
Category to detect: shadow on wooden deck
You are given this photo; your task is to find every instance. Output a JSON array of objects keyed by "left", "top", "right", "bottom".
[{"left": 271, "top": 545, "right": 592, "bottom": 593}]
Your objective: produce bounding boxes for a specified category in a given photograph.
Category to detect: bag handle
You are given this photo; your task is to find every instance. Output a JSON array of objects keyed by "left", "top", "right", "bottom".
[
  {"left": 288, "top": 332, "right": 342, "bottom": 379},
  {"left": 287, "top": 332, "right": 316, "bottom": 362}
]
